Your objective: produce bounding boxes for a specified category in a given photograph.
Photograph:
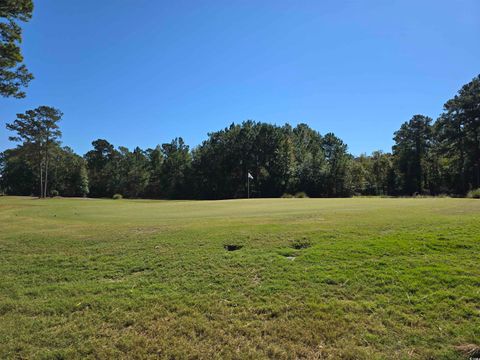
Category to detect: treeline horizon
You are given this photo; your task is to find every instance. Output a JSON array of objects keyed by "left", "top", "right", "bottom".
[{"left": 1, "top": 75, "right": 479, "bottom": 199}]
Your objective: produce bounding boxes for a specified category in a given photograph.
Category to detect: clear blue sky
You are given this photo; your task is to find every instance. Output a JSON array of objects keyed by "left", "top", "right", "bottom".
[{"left": 1, "top": 0, "right": 479, "bottom": 155}]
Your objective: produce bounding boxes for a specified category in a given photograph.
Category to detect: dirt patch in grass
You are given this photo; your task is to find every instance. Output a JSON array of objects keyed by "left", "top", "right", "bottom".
[
  {"left": 290, "top": 238, "right": 311, "bottom": 249},
  {"left": 224, "top": 244, "right": 243, "bottom": 251}
]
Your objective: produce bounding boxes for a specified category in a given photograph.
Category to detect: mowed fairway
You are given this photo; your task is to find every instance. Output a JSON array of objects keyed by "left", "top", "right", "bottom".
[{"left": 0, "top": 197, "right": 479, "bottom": 359}]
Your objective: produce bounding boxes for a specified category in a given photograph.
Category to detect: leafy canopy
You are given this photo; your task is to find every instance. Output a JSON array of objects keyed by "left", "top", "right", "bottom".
[{"left": 0, "top": 0, "right": 34, "bottom": 98}]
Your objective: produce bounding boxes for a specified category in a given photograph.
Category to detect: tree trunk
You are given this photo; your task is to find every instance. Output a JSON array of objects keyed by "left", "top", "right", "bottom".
[
  {"left": 44, "top": 155, "right": 48, "bottom": 198},
  {"left": 44, "top": 137, "right": 49, "bottom": 198},
  {"left": 39, "top": 163, "right": 43, "bottom": 198},
  {"left": 474, "top": 127, "right": 480, "bottom": 189}
]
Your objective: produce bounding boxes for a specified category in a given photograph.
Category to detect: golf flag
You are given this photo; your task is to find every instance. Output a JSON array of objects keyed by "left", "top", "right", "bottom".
[{"left": 248, "top": 172, "right": 254, "bottom": 180}]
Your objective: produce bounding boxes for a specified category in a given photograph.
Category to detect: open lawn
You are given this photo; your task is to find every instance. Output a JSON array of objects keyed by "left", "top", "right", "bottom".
[{"left": 0, "top": 196, "right": 479, "bottom": 359}]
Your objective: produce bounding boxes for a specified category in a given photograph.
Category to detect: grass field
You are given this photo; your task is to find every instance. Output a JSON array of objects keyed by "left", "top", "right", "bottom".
[{"left": 0, "top": 196, "right": 479, "bottom": 359}]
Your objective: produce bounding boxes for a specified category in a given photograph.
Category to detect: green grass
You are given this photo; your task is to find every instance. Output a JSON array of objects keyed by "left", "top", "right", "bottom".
[{"left": 0, "top": 196, "right": 479, "bottom": 359}]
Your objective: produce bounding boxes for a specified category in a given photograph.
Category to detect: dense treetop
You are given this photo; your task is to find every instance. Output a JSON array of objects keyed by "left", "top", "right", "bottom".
[
  {"left": 1, "top": 75, "right": 480, "bottom": 199},
  {"left": 0, "top": 0, "right": 34, "bottom": 98}
]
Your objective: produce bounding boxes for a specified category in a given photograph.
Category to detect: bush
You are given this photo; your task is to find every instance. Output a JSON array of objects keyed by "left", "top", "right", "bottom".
[
  {"left": 281, "top": 193, "right": 294, "bottom": 198},
  {"left": 112, "top": 194, "right": 123, "bottom": 200},
  {"left": 467, "top": 188, "right": 480, "bottom": 199},
  {"left": 294, "top": 191, "right": 309, "bottom": 198},
  {"left": 50, "top": 189, "right": 59, "bottom": 197}
]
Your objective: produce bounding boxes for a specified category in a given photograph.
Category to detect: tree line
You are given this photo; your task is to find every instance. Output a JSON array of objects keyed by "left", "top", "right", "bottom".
[
  {"left": 0, "top": 2, "right": 479, "bottom": 199},
  {"left": 1, "top": 75, "right": 479, "bottom": 199}
]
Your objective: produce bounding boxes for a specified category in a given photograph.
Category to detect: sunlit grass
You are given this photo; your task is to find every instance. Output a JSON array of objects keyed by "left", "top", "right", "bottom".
[{"left": 0, "top": 196, "right": 479, "bottom": 359}]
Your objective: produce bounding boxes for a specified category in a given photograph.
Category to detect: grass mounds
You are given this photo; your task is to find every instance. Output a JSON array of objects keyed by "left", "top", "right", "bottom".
[
  {"left": 0, "top": 196, "right": 479, "bottom": 359},
  {"left": 467, "top": 188, "right": 480, "bottom": 198},
  {"left": 281, "top": 191, "right": 309, "bottom": 198}
]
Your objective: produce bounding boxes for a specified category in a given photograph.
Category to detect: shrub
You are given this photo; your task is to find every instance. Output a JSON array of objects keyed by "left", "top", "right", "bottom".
[
  {"left": 281, "top": 193, "right": 294, "bottom": 198},
  {"left": 294, "top": 191, "right": 309, "bottom": 198},
  {"left": 112, "top": 194, "right": 123, "bottom": 200},
  {"left": 50, "top": 189, "right": 59, "bottom": 197},
  {"left": 467, "top": 188, "right": 480, "bottom": 199}
]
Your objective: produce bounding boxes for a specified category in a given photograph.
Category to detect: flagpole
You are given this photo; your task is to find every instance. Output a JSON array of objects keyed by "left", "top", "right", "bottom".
[{"left": 247, "top": 172, "right": 250, "bottom": 199}]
